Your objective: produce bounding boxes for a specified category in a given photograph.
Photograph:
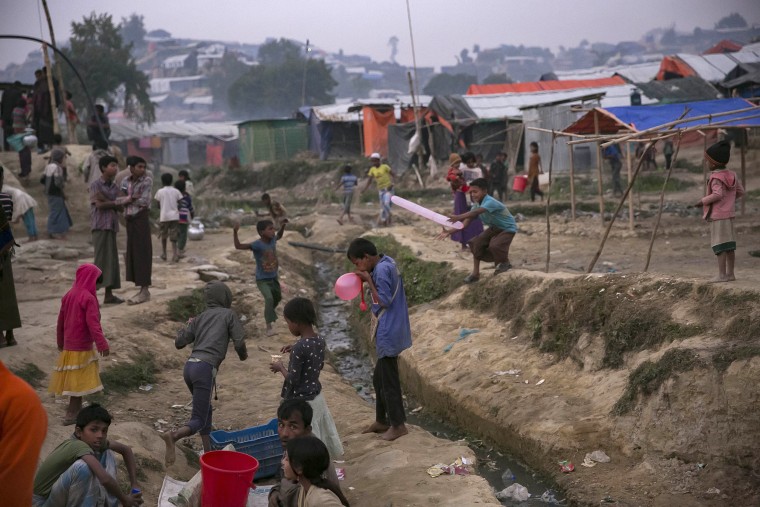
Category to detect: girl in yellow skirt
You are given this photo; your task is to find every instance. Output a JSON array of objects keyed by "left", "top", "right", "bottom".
[{"left": 49, "top": 263, "right": 111, "bottom": 425}]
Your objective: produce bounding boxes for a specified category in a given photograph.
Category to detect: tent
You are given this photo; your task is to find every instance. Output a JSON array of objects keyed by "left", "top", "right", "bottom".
[{"left": 237, "top": 118, "right": 308, "bottom": 166}]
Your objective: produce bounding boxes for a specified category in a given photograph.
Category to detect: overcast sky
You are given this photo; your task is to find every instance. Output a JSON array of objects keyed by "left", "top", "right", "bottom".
[{"left": 1, "top": 0, "right": 759, "bottom": 73}]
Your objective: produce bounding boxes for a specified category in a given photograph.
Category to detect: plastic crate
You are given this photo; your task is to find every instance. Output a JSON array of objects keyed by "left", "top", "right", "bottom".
[{"left": 209, "top": 419, "right": 283, "bottom": 479}]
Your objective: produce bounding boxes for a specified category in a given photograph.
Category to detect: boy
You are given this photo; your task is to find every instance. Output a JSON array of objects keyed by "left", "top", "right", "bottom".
[
  {"left": 335, "top": 164, "right": 358, "bottom": 225},
  {"left": 154, "top": 173, "right": 183, "bottom": 262},
  {"left": 489, "top": 152, "right": 507, "bottom": 200},
  {"left": 258, "top": 193, "right": 288, "bottom": 229},
  {"left": 174, "top": 180, "right": 194, "bottom": 259},
  {"left": 695, "top": 140, "right": 745, "bottom": 282},
  {"left": 441, "top": 178, "right": 517, "bottom": 283},
  {"left": 33, "top": 404, "right": 142, "bottom": 507},
  {"left": 361, "top": 153, "right": 395, "bottom": 227},
  {"left": 348, "top": 238, "right": 411, "bottom": 441},
  {"left": 233, "top": 219, "right": 287, "bottom": 336},
  {"left": 527, "top": 141, "right": 544, "bottom": 202}
]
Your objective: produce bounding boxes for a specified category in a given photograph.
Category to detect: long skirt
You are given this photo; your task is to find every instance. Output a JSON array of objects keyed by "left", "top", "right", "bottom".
[
  {"left": 92, "top": 230, "right": 120, "bottom": 290},
  {"left": 49, "top": 350, "right": 103, "bottom": 397},
  {"left": 0, "top": 252, "right": 21, "bottom": 331},
  {"left": 125, "top": 209, "right": 152, "bottom": 287},
  {"left": 451, "top": 190, "right": 483, "bottom": 246},
  {"left": 46, "top": 195, "right": 72, "bottom": 235},
  {"left": 307, "top": 393, "right": 344, "bottom": 458},
  {"left": 711, "top": 218, "right": 736, "bottom": 255}
]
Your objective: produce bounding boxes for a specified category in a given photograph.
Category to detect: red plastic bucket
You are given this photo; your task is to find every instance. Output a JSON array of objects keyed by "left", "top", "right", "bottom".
[
  {"left": 200, "top": 450, "right": 259, "bottom": 507},
  {"left": 512, "top": 175, "right": 528, "bottom": 193}
]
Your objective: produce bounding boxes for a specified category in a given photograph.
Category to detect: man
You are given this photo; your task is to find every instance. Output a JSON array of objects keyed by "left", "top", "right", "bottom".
[
  {"left": 361, "top": 153, "right": 395, "bottom": 227},
  {"left": 121, "top": 156, "right": 153, "bottom": 305},
  {"left": 90, "top": 155, "right": 128, "bottom": 305},
  {"left": 489, "top": 152, "right": 507, "bottom": 200},
  {"left": 1, "top": 81, "right": 24, "bottom": 150},
  {"left": 603, "top": 143, "right": 624, "bottom": 197},
  {"left": 84, "top": 140, "right": 112, "bottom": 186}
]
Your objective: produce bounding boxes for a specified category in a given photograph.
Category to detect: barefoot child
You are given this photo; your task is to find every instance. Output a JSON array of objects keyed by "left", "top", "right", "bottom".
[
  {"left": 33, "top": 404, "right": 142, "bottom": 507},
  {"left": 270, "top": 298, "right": 343, "bottom": 459},
  {"left": 161, "top": 281, "right": 248, "bottom": 465},
  {"left": 154, "top": 173, "right": 183, "bottom": 262},
  {"left": 233, "top": 219, "right": 287, "bottom": 336},
  {"left": 174, "top": 179, "right": 194, "bottom": 259},
  {"left": 440, "top": 178, "right": 517, "bottom": 283},
  {"left": 696, "top": 140, "right": 745, "bottom": 282},
  {"left": 49, "top": 264, "right": 110, "bottom": 425},
  {"left": 348, "top": 238, "right": 411, "bottom": 441},
  {"left": 335, "top": 164, "right": 358, "bottom": 225},
  {"left": 283, "top": 436, "right": 350, "bottom": 507}
]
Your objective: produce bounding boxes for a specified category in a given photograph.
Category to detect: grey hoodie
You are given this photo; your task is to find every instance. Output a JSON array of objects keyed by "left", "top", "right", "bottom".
[{"left": 175, "top": 281, "right": 247, "bottom": 368}]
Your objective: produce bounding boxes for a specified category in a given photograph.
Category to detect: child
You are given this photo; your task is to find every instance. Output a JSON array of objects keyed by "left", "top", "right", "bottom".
[
  {"left": 440, "top": 178, "right": 517, "bottom": 283},
  {"left": 283, "top": 436, "right": 350, "bottom": 507},
  {"left": 696, "top": 140, "right": 745, "bottom": 282},
  {"left": 335, "top": 164, "right": 358, "bottom": 225},
  {"left": 233, "top": 219, "right": 287, "bottom": 336},
  {"left": 1, "top": 181, "right": 38, "bottom": 241},
  {"left": 361, "top": 153, "right": 395, "bottom": 227},
  {"left": 174, "top": 180, "right": 194, "bottom": 259},
  {"left": 12, "top": 97, "right": 33, "bottom": 178},
  {"left": 177, "top": 169, "right": 194, "bottom": 195},
  {"left": 270, "top": 298, "right": 343, "bottom": 458},
  {"left": 446, "top": 153, "right": 483, "bottom": 250},
  {"left": 33, "top": 404, "right": 142, "bottom": 507},
  {"left": 154, "top": 172, "right": 183, "bottom": 262},
  {"left": 348, "top": 238, "right": 411, "bottom": 441},
  {"left": 527, "top": 141, "right": 544, "bottom": 202},
  {"left": 259, "top": 193, "right": 288, "bottom": 229},
  {"left": 161, "top": 281, "right": 248, "bottom": 465},
  {"left": 50, "top": 264, "right": 110, "bottom": 425}
]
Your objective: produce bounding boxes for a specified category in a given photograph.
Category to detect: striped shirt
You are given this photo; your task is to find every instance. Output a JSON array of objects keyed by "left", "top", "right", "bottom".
[
  {"left": 340, "top": 174, "right": 358, "bottom": 194},
  {"left": 0, "top": 192, "right": 13, "bottom": 220},
  {"left": 122, "top": 174, "right": 153, "bottom": 217},
  {"left": 89, "top": 178, "right": 120, "bottom": 232}
]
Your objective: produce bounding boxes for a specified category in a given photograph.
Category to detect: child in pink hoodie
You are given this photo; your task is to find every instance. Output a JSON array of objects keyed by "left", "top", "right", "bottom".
[
  {"left": 696, "top": 140, "right": 745, "bottom": 282},
  {"left": 49, "top": 263, "right": 111, "bottom": 425}
]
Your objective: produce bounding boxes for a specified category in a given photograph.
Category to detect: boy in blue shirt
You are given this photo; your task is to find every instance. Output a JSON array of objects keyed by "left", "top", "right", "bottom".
[
  {"left": 348, "top": 238, "right": 412, "bottom": 441},
  {"left": 335, "top": 164, "right": 358, "bottom": 225},
  {"left": 441, "top": 178, "right": 517, "bottom": 283},
  {"left": 233, "top": 219, "right": 287, "bottom": 336}
]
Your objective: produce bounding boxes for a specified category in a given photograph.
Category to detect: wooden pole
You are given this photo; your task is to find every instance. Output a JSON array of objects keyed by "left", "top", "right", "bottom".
[
  {"left": 740, "top": 130, "right": 747, "bottom": 216},
  {"left": 644, "top": 135, "right": 683, "bottom": 272},
  {"left": 627, "top": 141, "right": 634, "bottom": 231},
  {"left": 545, "top": 132, "right": 556, "bottom": 273},
  {"left": 41, "top": 43, "right": 60, "bottom": 136},
  {"left": 406, "top": 71, "right": 425, "bottom": 188},
  {"left": 702, "top": 130, "right": 708, "bottom": 194},
  {"left": 41, "top": 0, "right": 69, "bottom": 141},
  {"left": 594, "top": 110, "right": 605, "bottom": 227},
  {"left": 568, "top": 142, "right": 576, "bottom": 220}
]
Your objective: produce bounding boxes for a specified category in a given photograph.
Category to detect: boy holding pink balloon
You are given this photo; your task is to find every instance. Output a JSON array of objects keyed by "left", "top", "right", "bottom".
[{"left": 347, "top": 238, "right": 411, "bottom": 441}]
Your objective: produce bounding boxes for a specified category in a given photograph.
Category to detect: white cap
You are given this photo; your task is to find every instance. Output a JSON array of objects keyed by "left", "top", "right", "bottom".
[{"left": 370, "top": 152, "right": 381, "bottom": 159}]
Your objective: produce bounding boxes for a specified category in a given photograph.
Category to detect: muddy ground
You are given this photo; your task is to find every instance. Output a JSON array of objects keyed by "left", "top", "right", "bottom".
[{"left": 1, "top": 144, "right": 759, "bottom": 506}]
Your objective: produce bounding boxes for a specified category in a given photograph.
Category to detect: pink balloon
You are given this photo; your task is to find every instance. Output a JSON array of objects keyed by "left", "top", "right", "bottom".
[{"left": 334, "top": 273, "right": 362, "bottom": 300}]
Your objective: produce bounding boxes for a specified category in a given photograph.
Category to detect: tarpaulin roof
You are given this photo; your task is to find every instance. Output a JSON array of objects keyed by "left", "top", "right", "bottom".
[
  {"left": 704, "top": 40, "right": 743, "bottom": 55},
  {"left": 635, "top": 77, "right": 722, "bottom": 103},
  {"left": 309, "top": 96, "right": 431, "bottom": 123},
  {"left": 564, "top": 98, "right": 760, "bottom": 135},
  {"left": 553, "top": 62, "right": 661, "bottom": 84},
  {"left": 466, "top": 76, "right": 625, "bottom": 95},
  {"left": 427, "top": 95, "right": 478, "bottom": 126},
  {"left": 657, "top": 51, "right": 760, "bottom": 82},
  {"left": 110, "top": 120, "right": 238, "bottom": 142}
]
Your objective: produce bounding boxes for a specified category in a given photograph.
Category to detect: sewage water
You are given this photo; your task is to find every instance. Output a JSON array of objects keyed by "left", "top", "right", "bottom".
[{"left": 314, "top": 260, "right": 561, "bottom": 505}]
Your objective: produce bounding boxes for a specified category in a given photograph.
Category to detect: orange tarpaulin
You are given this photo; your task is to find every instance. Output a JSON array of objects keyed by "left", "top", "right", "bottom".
[
  {"left": 466, "top": 76, "right": 626, "bottom": 95},
  {"left": 362, "top": 106, "right": 396, "bottom": 157},
  {"left": 206, "top": 143, "right": 223, "bottom": 167},
  {"left": 400, "top": 106, "right": 428, "bottom": 124},
  {"left": 656, "top": 56, "right": 697, "bottom": 81}
]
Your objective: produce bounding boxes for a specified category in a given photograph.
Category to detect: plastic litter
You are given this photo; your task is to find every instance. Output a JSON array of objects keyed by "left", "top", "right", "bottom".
[
  {"left": 558, "top": 460, "right": 574, "bottom": 473},
  {"left": 495, "top": 483, "right": 530, "bottom": 502},
  {"left": 443, "top": 328, "right": 479, "bottom": 353},
  {"left": 493, "top": 370, "right": 521, "bottom": 376},
  {"left": 336, "top": 468, "right": 345, "bottom": 481},
  {"left": 426, "top": 457, "right": 472, "bottom": 478},
  {"left": 581, "top": 456, "right": 596, "bottom": 467},
  {"left": 501, "top": 468, "right": 515, "bottom": 486},
  {"left": 588, "top": 450, "right": 610, "bottom": 463},
  {"left": 536, "top": 379, "right": 545, "bottom": 386},
  {"left": 706, "top": 487, "right": 720, "bottom": 495},
  {"left": 540, "top": 490, "right": 562, "bottom": 504},
  {"left": 138, "top": 384, "right": 153, "bottom": 391}
]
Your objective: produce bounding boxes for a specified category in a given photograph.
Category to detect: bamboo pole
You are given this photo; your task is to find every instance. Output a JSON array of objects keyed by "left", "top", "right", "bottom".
[
  {"left": 627, "top": 141, "right": 634, "bottom": 231},
  {"left": 545, "top": 131, "right": 556, "bottom": 273},
  {"left": 644, "top": 135, "right": 683, "bottom": 272},
  {"left": 594, "top": 110, "right": 605, "bottom": 227},
  {"left": 740, "top": 130, "right": 747, "bottom": 216},
  {"left": 406, "top": 71, "right": 425, "bottom": 188},
  {"left": 41, "top": 43, "right": 60, "bottom": 136},
  {"left": 568, "top": 142, "right": 576, "bottom": 220},
  {"left": 41, "top": 0, "right": 69, "bottom": 141}
]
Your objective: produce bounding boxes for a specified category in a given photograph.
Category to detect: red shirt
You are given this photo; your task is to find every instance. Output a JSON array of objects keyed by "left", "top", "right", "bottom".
[{"left": 57, "top": 264, "right": 110, "bottom": 352}]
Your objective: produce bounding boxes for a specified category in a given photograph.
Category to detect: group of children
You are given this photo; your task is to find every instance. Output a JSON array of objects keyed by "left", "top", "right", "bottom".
[{"left": 153, "top": 172, "right": 194, "bottom": 262}]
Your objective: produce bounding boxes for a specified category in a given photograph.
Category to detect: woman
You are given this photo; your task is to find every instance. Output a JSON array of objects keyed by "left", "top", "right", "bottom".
[
  {"left": 446, "top": 153, "right": 483, "bottom": 250},
  {"left": 0, "top": 166, "right": 21, "bottom": 347},
  {"left": 284, "top": 436, "right": 350, "bottom": 506},
  {"left": 42, "top": 148, "right": 72, "bottom": 239}
]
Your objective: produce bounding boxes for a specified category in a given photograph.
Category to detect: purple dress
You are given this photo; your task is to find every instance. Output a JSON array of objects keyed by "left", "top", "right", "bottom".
[{"left": 451, "top": 190, "right": 483, "bottom": 246}]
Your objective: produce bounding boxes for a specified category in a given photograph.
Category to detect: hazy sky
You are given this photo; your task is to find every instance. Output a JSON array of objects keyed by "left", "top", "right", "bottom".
[{"left": 1, "top": 0, "right": 758, "bottom": 73}]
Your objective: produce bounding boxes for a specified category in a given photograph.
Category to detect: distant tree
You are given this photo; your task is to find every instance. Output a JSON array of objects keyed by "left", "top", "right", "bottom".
[
  {"left": 580, "top": 39, "right": 589, "bottom": 48},
  {"left": 422, "top": 73, "right": 477, "bottom": 95},
  {"left": 207, "top": 52, "right": 249, "bottom": 112},
  {"left": 482, "top": 73, "right": 512, "bottom": 85},
  {"left": 61, "top": 13, "right": 154, "bottom": 123},
  {"left": 473, "top": 44, "right": 480, "bottom": 54},
  {"left": 693, "top": 27, "right": 703, "bottom": 37},
  {"left": 459, "top": 48, "right": 472, "bottom": 64},
  {"left": 119, "top": 13, "right": 146, "bottom": 48},
  {"left": 661, "top": 27, "right": 677, "bottom": 46},
  {"left": 257, "top": 38, "right": 302, "bottom": 65},
  {"left": 715, "top": 13, "right": 747, "bottom": 29}
]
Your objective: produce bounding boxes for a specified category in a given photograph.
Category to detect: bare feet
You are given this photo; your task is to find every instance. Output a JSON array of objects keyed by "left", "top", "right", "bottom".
[
  {"left": 380, "top": 424, "right": 409, "bottom": 441},
  {"left": 708, "top": 276, "right": 730, "bottom": 283},
  {"left": 337, "top": 218, "right": 343, "bottom": 226},
  {"left": 160, "top": 432, "right": 176, "bottom": 466},
  {"left": 362, "top": 421, "right": 390, "bottom": 434},
  {"left": 727, "top": 275, "right": 736, "bottom": 282},
  {"left": 266, "top": 328, "right": 277, "bottom": 337}
]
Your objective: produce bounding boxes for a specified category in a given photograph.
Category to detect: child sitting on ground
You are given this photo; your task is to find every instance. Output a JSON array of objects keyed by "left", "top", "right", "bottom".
[
  {"left": 161, "top": 281, "right": 248, "bottom": 465},
  {"left": 283, "top": 436, "right": 350, "bottom": 507},
  {"left": 270, "top": 298, "right": 343, "bottom": 459},
  {"left": 154, "top": 173, "right": 183, "bottom": 262},
  {"left": 33, "top": 403, "right": 142, "bottom": 507},
  {"left": 233, "top": 219, "right": 287, "bottom": 336},
  {"left": 439, "top": 178, "right": 517, "bottom": 283},
  {"left": 49, "top": 264, "right": 111, "bottom": 426}
]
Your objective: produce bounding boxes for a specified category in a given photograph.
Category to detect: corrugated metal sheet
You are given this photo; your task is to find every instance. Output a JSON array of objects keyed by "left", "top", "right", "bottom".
[
  {"left": 554, "top": 62, "right": 661, "bottom": 84},
  {"left": 310, "top": 96, "right": 431, "bottom": 122},
  {"left": 238, "top": 119, "right": 307, "bottom": 165},
  {"left": 110, "top": 121, "right": 238, "bottom": 142},
  {"left": 673, "top": 52, "right": 760, "bottom": 83}
]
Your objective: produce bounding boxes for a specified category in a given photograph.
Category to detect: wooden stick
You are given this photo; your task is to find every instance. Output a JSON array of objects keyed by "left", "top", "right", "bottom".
[
  {"left": 41, "top": 0, "right": 68, "bottom": 141},
  {"left": 594, "top": 111, "right": 605, "bottom": 227},
  {"left": 41, "top": 43, "right": 60, "bottom": 136},
  {"left": 627, "top": 141, "right": 634, "bottom": 231},
  {"left": 644, "top": 135, "right": 683, "bottom": 271},
  {"left": 545, "top": 131, "right": 556, "bottom": 273},
  {"left": 568, "top": 142, "right": 576, "bottom": 220}
]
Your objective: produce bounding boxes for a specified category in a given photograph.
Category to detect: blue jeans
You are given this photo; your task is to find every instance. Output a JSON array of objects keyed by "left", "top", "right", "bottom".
[
  {"left": 378, "top": 188, "right": 393, "bottom": 222},
  {"left": 184, "top": 359, "right": 215, "bottom": 435}
]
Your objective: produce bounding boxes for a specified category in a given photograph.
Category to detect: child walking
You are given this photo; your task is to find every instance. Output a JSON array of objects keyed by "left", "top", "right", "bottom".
[
  {"left": 283, "top": 436, "right": 350, "bottom": 507},
  {"left": 174, "top": 179, "right": 194, "bottom": 259},
  {"left": 33, "top": 404, "right": 142, "bottom": 507},
  {"left": 696, "top": 140, "right": 745, "bottom": 282},
  {"left": 233, "top": 219, "right": 287, "bottom": 336},
  {"left": 348, "top": 238, "right": 412, "bottom": 441},
  {"left": 50, "top": 264, "right": 110, "bottom": 426},
  {"left": 161, "top": 281, "right": 248, "bottom": 465},
  {"left": 270, "top": 298, "right": 343, "bottom": 459},
  {"left": 154, "top": 173, "right": 183, "bottom": 262},
  {"left": 440, "top": 178, "right": 517, "bottom": 283},
  {"left": 335, "top": 164, "right": 358, "bottom": 225}
]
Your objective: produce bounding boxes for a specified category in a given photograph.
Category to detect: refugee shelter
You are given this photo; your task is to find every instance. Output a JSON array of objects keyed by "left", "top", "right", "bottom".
[{"left": 237, "top": 118, "right": 308, "bottom": 166}]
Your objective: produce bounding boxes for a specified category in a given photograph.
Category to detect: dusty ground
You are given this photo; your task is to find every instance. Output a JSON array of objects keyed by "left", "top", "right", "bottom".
[{"left": 2, "top": 143, "right": 759, "bottom": 506}]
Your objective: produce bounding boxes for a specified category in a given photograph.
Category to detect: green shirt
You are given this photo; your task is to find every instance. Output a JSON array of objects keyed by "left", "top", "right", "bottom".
[{"left": 33, "top": 438, "right": 96, "bottom": 497}]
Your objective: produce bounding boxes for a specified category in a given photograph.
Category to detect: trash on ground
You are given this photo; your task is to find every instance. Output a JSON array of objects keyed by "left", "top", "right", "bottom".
[
  {"left": 536, "top": 379, "right": 545, "bottom": 386},
  {"left": 411, "top": 406, "right": 423, "bottom": 413},
  {"left": 540, "top": 490, "right": 563, "bottom": 504},
  {"left": 443, "top": 328, "right": 480, "bottom": 353},
  {"left": 138, "top": 384, "right": 153, "bottom": 391},
  {"left": 501, "top": 468, "right": 515, "bottom": 486},
  {"left": 706, "top": 487, "right": 720, "bottom": 495},
  {"left": 493, "top": 369, "right": 521, "bottom": 376},
  {"left": 558, "top": 460, "right": 575, "bottom": 473},
  {"left": 495, "top": 483, "right": 530, "bottom": 502},
  {"left": 426, "top": 457, "right": 472, "bottom": 478},
  {"left": 581, "top": 456, "right": 597, "bottom": 467},
  {"left": 336, "top": 468, "right": 345, "bottom": 481},
  {"left": 587, "top": 450, "right": 610, "bottom": 463}
]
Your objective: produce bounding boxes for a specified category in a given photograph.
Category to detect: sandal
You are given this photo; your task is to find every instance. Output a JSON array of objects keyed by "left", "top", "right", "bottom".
[{"left": 463, "top": 274, "right": 480, "bottom": 284}]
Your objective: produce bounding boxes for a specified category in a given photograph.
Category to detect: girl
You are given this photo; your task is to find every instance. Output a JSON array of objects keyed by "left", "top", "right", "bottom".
[
  {"left": 283, "top": 436, "right": 350, "bottom": 507},
  {"left": 50, "top": 264, "right": 110, "bottom": 425},
  {"left": 446, "top": 153, "right": 483, "bottom": 250},
  {"left": 271, "top": 298, "right": 344, "bottom": 458},
  {"left": 42, "top": 148, "right": 72, "bottom": 239}
]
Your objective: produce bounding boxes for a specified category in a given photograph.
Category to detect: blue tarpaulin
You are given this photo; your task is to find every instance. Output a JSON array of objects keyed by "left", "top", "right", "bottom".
[{"left": 565, "top": 98, "right": 760, "bottom": 134}]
